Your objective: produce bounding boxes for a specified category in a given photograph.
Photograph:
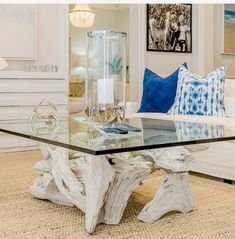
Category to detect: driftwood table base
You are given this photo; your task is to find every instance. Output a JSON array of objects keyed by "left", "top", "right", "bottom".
[{"left": 29, "top": 144, "right": 195, "bottom": 233}]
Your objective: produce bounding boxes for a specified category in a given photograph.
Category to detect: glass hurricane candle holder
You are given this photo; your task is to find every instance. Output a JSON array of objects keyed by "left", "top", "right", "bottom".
[{"left": 86, "top": 30, "right": 127, "bottom": 126}]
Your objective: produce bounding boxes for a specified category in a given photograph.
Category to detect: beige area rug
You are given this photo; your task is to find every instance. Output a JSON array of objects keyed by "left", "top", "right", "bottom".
[{"left": 1, "top": 150, "right": 235, "bottom": 239}]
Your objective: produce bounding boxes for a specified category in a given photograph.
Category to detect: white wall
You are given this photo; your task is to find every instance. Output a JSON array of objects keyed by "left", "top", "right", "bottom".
[
  {"left": 143, "top": 4, "right": 235, "bottom": 77},
  {"left": 129, "top": 4, "right": 145, "bottom": 102},
  {"left": 197, "top": 4, "right": 235, "bottom": 76},
  {"left": 6, "top": 4, "right": 68, "bottom": 73},
  {"left": 129, "top": 4, "right": 235, "bottom": 102},
  {"left": 117, "top": 8, "right": 130, "bottom": 66},
  {"left": 201, "top": 4, "right": 215, "bottom": 74},
  {"left": 144, "top": 4, "right": 201, "bottom": 75},
  {"left": 69, "top": 7, "right": 118, "bottom": 57},
  {"left": 129, "top": 4, "right": 205, "bottom": 101},
  {"left": 69, "top": 5, "right": 129, "bottom": 77},
  {"left": 144, "top": 5, "right": 205, "bottom": 75}
]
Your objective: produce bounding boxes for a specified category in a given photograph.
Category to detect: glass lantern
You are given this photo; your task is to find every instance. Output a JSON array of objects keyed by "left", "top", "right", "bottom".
[{"left": 86, "top": 30, "right": 127, "bottom": 126}]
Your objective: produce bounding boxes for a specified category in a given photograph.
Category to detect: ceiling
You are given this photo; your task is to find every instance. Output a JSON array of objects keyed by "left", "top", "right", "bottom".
[{"left": 90, "top": 4, "right": 129, "bottom": 11}]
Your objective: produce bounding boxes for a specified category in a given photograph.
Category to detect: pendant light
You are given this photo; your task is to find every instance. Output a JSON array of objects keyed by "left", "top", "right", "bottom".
[{"left": 69, "top": 4, "right": 95, "bottom": 28}]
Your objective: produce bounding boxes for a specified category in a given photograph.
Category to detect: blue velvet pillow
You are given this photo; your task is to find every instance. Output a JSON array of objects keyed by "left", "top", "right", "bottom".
[{"left": 138, "top": 63, "right": 187, "bottom": 113}]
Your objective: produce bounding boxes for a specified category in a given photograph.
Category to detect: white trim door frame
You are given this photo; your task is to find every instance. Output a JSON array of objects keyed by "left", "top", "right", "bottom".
[{"left": 129, "top": 4, "right": 145, "bottom": 103}]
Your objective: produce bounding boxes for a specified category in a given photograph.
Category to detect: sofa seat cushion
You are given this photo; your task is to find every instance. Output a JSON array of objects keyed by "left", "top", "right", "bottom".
[
  {"left": 127, "top": 112, "right": 235, "bottom": 126},
  {"left": 68, "top": 97, "right": 85, "bottom": 115},
  {"left": 192, "top": 141, "right": 235, "bottom": 180},
  {"left": 127, "top": 113, "right": 235, "bottom": 155},
  {"left": 225, "top": 96, "right": 235, "bottom": 118}
]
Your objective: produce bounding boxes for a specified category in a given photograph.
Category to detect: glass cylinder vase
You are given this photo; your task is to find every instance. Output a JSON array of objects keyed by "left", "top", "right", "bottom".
[{"left": 86, "top": 30, "right": 127, "bottom": 125}]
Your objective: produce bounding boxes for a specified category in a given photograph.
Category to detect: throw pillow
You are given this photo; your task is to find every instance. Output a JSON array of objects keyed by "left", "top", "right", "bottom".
[
  {"left": 138, "top": 63, "right": 187, "bottom": 113},
  {"left": 174, "top": 121, "right": 224, "bottom": 141},
  {"left": 168, "top": 65, "right": 227, "bottom": 117}
]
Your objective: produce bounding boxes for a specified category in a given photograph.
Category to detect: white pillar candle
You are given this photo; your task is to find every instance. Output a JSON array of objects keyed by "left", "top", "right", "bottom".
[{"left": 97, "top": 78, "right": 114, "bottom": 105}]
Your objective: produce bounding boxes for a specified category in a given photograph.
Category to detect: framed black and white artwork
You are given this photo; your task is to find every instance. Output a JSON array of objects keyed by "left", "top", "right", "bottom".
[
  {"left": 221, "top": 4, "right": 235, "bottom": 54},
  {"left": 0, "top": 4, "right": 37, "bottom": 59},
  {"left": 147, "top": 4, "right": 192, "bottom": 53}
]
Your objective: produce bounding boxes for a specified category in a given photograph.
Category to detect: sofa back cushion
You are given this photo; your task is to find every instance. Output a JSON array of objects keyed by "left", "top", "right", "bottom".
[
  {"left": 138, "top": 63, "right": 187, "bottom": 113},
  {"left": 225, "top": 79, "right": 235, "bottom": 97},
  {"left": 224, "top": 80, "right": 235, "bottom": 117},
  {"left": 225, "top": 96, "right": 235, "bottom": 118},
  {"left": 168, "top": 65, "right": 227, "bottom": 117}
]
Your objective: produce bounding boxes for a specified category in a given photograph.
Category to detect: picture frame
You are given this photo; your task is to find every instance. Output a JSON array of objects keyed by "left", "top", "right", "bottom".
[
  {"left": 146, "top": 4, "right": 192, "bottom": 53},
  {"left": 0, "top": 4, "right": 37, "bottom": 60},
  {"left": 221, "top": 4, "right": 235, "bottom": 54}
]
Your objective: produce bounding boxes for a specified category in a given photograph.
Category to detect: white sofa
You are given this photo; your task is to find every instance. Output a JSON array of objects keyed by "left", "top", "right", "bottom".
[
  {"left": 68, "top": 97, "right": 85, "bottom": 116},
  {"left": 68, "top": 83, "right": 131, "bottom": 116},
  {"left": 126, "top": 79, "right": 235, "bottom": 181}
]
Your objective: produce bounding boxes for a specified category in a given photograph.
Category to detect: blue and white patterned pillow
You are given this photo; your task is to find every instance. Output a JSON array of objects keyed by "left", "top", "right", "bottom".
[
  {"left": 168, "top": 66, "right": 227, "bottom": 117},
  {"left": 174, "top": 121, "right": 224, "bottom": 141}
]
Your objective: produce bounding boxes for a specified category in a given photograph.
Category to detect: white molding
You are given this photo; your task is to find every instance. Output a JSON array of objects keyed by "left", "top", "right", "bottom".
[
  {"left": 130, "top": 4, "right": 222, "bottom": 98},
  {"left": 138, "top": 5, "right": 145, "bottom": 102},
  {"left": 129, "top": 4, "right": 145, "bottom": 102},
  {"left": 65, "top": 4, "right": 70, "bottom": 78},
  {"left": 197, "top": 4, "right": 205, "bottom": 75},
  {"left": 221, "top": 4, "right": 225, "bottom": 54}
]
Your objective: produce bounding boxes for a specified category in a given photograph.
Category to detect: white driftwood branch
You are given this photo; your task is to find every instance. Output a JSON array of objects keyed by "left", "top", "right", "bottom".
[
  {"left": 29, "top": 148, "right": 75, "bottom": 207},
  {"left": 30, "top": 144, "right": 196, "bottom": 233},
  {"left": 103, "top": 153, "right": 153, "bottom": 224},
  {"left": 30, "top": 172, "right": 74, "bottom": 206},
  {"left": 49, "top": 147, "right": 86, "bottom": 212},
  {"left": 138, "top": 172, "right": 195, "bottom": 223},
  {"left": 138, "top": 147, "right": 195, "bottom": 223},
  {"left": 30, "top": 146, "right": 116, "bottom": 233},
  {"left": 84, "top": 155, "right": 115, "bottom": 233},
  {"left": 142, "top": 147, "right": 194, "bottom": 173}
]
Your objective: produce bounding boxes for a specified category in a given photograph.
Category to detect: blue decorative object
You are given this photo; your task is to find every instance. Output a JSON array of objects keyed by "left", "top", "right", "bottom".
[
  {"left": 96, "top": 124, "right": 141, "bottom": 134},
  {"left": 115, "top": 123, "right": 141, "bottom": 132},
  {"left": 138, "top": 63, "right": 187, "bottom": 113},
  {"left": 168, "top": 65, "right": 227, "bottom": 116}
]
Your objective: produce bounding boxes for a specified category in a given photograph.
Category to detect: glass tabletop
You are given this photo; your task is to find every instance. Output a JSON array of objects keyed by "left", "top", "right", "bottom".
[{"left": 0, "top": 116, "right": 235, "bottom": 155}]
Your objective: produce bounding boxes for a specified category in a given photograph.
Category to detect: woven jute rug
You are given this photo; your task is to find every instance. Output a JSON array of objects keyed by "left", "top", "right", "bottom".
[{"left": 1, "top": 150, "right": 235, "bottom": 239}]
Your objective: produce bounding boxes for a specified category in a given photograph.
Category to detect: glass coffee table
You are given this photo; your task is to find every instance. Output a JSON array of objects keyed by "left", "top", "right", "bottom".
[{"left": 1, "top": 116, "right": 235, "bottom": 233}]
